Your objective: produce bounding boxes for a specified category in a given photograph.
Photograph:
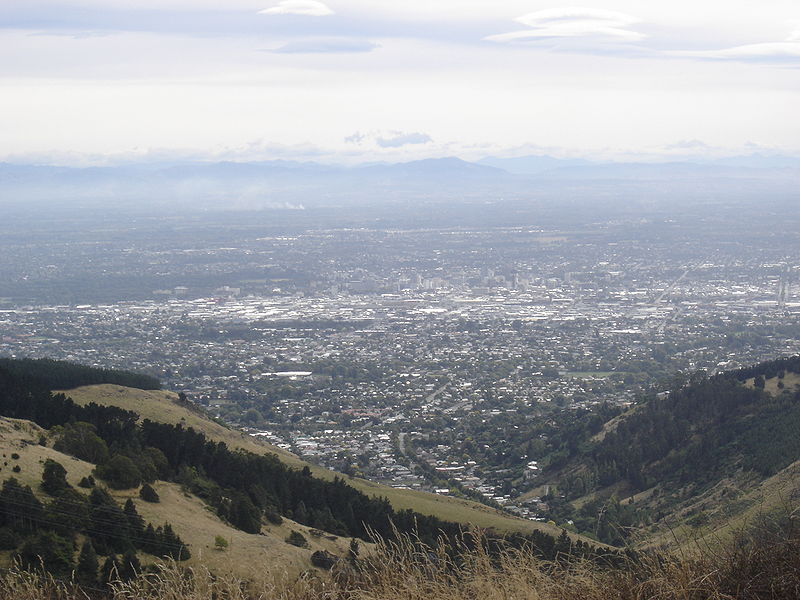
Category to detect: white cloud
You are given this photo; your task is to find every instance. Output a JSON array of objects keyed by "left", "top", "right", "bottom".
[
  {"left": 344, "top": 131, "right": 433, "bottom": 148},
  {"left": 269, "top": 38, "right": 378, "bottom": 53},
  {"left": 344, "top": 131, "right": 366, "bottom": 144},
  {"left": 486, "top": 6, "right": 645, "bottom": 44},
  {"left": 669, "top": 43, "right": 800, "bottom": 61},
  {"left": 665, "top": 139, "right": 710, "bottom": 150},
  {"left": 259, "top": 1, "right": 334, "bottom": 17},
  {"left": 376, "top": 131, "right": 432, "bottom": 148},
  {"left": 668, "top": 28, "right": 800, "bottom": 61}
]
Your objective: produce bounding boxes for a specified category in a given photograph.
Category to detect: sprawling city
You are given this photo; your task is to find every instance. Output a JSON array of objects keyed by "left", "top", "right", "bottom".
[{"left": 2, "top": 200, "right": 798, "bottom": 519}]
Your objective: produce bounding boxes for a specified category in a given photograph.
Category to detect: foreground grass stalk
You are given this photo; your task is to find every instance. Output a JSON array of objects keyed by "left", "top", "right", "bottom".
[{"left": 2, "top": 520, "right": 798, "bottom": 600}]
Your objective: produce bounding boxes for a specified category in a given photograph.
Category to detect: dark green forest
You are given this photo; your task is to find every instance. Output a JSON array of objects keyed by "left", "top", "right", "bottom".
[{"left": 0, "top": 357, "right": 160, "bottom": 391}]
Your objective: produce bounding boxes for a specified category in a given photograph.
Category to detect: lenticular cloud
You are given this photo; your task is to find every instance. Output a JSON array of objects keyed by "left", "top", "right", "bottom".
[
  {"left": 486, "top": 6, "right": 645, "bottom": 44},
  {"left": 259, "top": 0, "right": 334, "bottom": 17}
]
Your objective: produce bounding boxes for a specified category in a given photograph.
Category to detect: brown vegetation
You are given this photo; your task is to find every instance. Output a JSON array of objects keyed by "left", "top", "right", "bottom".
[{"left": 3, "top": 511, "right": 799, "bottom": 600}]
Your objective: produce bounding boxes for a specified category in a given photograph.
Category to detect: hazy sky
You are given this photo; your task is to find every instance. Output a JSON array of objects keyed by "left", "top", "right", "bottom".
[{"left": 1, "top": 0, "right": 799, "bottom": 164}]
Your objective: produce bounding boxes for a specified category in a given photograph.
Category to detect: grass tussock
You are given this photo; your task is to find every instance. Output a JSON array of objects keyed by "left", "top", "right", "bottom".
[{"left": 2, "top": 512, "right": 799, "bottom": 600}]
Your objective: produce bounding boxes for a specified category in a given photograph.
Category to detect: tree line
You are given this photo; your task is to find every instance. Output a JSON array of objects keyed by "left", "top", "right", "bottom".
[{"left": 0, "top": 356, "right": 161, "bottom": 391}]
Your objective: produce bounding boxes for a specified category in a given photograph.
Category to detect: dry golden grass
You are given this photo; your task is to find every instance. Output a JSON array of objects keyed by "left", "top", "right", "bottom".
[
  {"left": 0, "top": 418, "right": 95, "bottom": 492},
  {"left": 3, "top": 516, "right": 799, "bottom": 600},
  {"left": 743, "top": 372, "right": 800, "bottom": 396}
]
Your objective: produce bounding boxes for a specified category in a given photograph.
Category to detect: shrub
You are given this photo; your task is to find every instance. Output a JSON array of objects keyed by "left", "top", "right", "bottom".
[
  {"left": 15, "top": 531, "right": 74, "bottom": 576},
  {"left": 285, "top": 530, "right": 308, "bottom": 548},
  {"left": 95, "top": 455, "right": 141, "bottom": 489},
  {"left": 310, "top": 549, "right": 338, "bottom": 570},
  {"left": 41, "top": 459, "right": 69, "bottom": 496},
  {"left": 139, "top": 482, "right": 160, "bottom": 503},
  {"left": 214, "top": 535, "right": 229, "bottom": 551},
  {"left": 53, "top": 422, "right": 109, "bottom": 464}
]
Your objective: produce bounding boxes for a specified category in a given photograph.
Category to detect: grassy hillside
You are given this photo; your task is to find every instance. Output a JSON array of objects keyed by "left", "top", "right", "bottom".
[
  {"left": 61, "top": 384, "right": 568, "bottom": 539},
  {"left": 743, "top": 370, "right": 800, "bottom": 395},
  {"left": 0, "top": 416, "right": 356, "bottom": 580}
]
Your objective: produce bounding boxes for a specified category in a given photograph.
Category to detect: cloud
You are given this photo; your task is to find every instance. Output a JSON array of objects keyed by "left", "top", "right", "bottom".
[
  {"left": 376, "top": 132, "right": 433, "bottom": 148},
  {"left": 665, "top": 139, "right": 710, "bottom": 150},
  {"left": 343, "top": 131, "right": 433, "bottom": 148},
  {"left": 259, "top": 1, "right": 334, "bottom": 17},
  {"left": 667, "top": 29, "right": 800, "bottom": 62},
  {"left": 485, "top": 7, "right": 645, "bottom": 44},
  {"left": 668, "top": 42, "right": 800, "bottom": 61},
  {"left": 344, "top": 131, "right": 366, "bottom": 144},
  {"left": 268, "top": 38, "right": 379, "bottom": 53}
]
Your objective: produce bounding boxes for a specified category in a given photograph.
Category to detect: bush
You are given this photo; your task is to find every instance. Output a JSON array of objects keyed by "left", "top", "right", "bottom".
[
  {"left": 310, "top": 549, "right": 338, "bottom": 570},
  {"left": 214, "top": 535, "right": 229, "bottom": 551},
  {"left": 53, "top": 422, "right": 110, "bottom": 464},
  {"left": 41, "top": 459, "right": 69, "bottom": 496},
  {"left": 139, "top": 482, "right": 160, "bottom": 503},
  {"left": 285, "top": 530, "right": 308, "bottom": 548},
  {"left": 15, "top": 531, "right": 74, "bottom": 576},
  {"left": 95, "top": 455, "right": 141, "bottom": 489}
]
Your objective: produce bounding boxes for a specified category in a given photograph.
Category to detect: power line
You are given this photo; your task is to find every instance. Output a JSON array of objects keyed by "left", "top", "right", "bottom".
[{"left": 1, "top": 498, "right": 190, "bottom": 552}]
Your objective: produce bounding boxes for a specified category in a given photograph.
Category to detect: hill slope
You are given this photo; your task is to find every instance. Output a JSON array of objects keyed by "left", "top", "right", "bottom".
[
  {"left": 512, "top": 356, "right": 800, "bottom": 547},
  {"left": 61, "top": 384, "right": 568, "bottom": 539},
  {"left": 0, "top": 416, "right": 352, "bottom": 579}
]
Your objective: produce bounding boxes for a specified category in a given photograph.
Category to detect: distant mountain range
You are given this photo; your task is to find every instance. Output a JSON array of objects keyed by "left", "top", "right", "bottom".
[
  {"left": 479, "top": 152, "right": 800, "bottom": 177},
  {"left": 1, "top": 153, "right": 798, "bottom": 212}
]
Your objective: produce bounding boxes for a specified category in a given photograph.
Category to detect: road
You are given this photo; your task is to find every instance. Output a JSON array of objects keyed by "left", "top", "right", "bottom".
[{"left": 655, "top": 268, "right": 690, "bottom": 304}]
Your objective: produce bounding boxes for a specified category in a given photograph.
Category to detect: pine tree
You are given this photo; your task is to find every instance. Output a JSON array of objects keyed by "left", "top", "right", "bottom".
[
  {"left": 348, "top": 538, "right": 360, "bottom": 563},
  {"left": 76, "top": 540, "right": 99, "bottom": 586},
  {"left": 41, "top": 459, "right": 69, "bottom": 496},
  {"left": 119, "top": 549, "right": 141, "bottom": 582},
  {"left": 141, "top": 523, "right": 157, "bottom": 555},
  {"left": 123, "top": 498, "right": 145, "bottom": 538},
  {"left": 89, "top": 488, "right": 131, "bottom": 554},
  {"left": 554, "top": 529, "right": 572, "bottom": 559},
  {"left": 159, "top": 523, "right": 191, "bottom": 560},
  {"left": 0, "top": 478, "right": 44, "bottom": 532},
  {"left": 100, "top": 555, "right": 120, "bottom": 588},
  {"left": 294, "top": 500, "right": 309, "bottom": 524}
]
